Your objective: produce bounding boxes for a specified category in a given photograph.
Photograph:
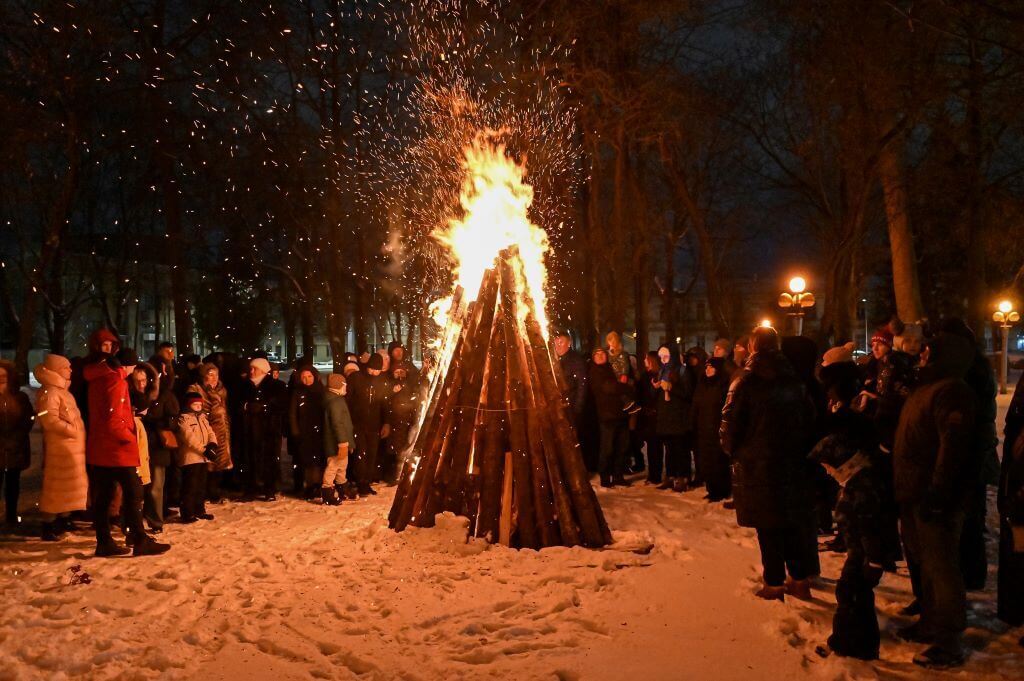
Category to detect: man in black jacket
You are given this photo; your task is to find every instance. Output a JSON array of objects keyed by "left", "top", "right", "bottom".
[
  {"left": 893, "top": 332, "right": 977, "bottom": 668},
  {"left": 236, "top": 357, "right": 288, "bottom": 501},
  {"left": 347, "top": 353, "right": 390, "bottom": 496},
  {"left": 1000, "top": 371, "right": 1024, "bottom": 631},
  {"left": 720, "top": 326, "right": 816, "bottom": 601}
]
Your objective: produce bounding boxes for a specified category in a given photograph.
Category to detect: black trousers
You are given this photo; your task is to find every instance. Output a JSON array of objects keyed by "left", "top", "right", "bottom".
[
  {"left": 756, "top": 526, "right": 810, "bottom": 586},
  {"left": 959, "top": 481, "right": 988, "bottom": 590},
  {"left": 598, "top": 421, "right": 629, "bottom": 477},
  {"left": 998, "top": 517, "right": 1024, "bottom": 625},
  {"left": 901, "top": 505, "right": 967, "bottom": 648},
  {"left": 354, "top": 430, "right": 381, "bottom": 486},
  {"left": 697, "top": 445, "right": 732, "bottom": 500},
  {"left": 829, "top": 549, "right": 883, "bottom": 659},
  {"left": 645, "top": 436, "right": 663, "bottom": 483},
  {"left": 0, "top": 468, "right": 21, "bottom": 524},
  {"left": 662, "top": 434, "right": 693, "bottom": 479},
  {"left": 89, "top": 466, "right": 146, "bottom": 546},
  {"left": 181, "top": 463, "right": 208, "bottom": 519}
]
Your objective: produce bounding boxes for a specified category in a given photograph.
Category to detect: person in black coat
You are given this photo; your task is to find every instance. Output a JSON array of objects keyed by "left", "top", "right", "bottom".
[
  {"left": 236, "top": 357, "right": 288, "bottom": 501},
  {"left": 720, "top": 326, "right": 816, "bottom": 601},
  {"left": 288, "top": 367, "right": 326, "bottom": 499},
  {"left": 589, "top": 348, "right": 632, "bottom": 487},
  {"left": 655, "top": 344, "right": 693, "bottom": 492},
  {"left": 691, "top": 357, "right": 731, "bottom": 501},
  {"left": 999, "top": 370, "right": 1024, "bottom": 627},
  {"left": 636, "top": 351, "right": 663, "bottom": 484},
  {"left": 386, "top": 342, "right": 420, "bottom": 483},
  {"left": 892, "top": 332, "right": 977, "bottom": 668},
  {"left": 937, "top": 318, "right": 999, "bottom": 593},
  {"left": 347, "top": 352, "right": 390, "bottom": 496}
]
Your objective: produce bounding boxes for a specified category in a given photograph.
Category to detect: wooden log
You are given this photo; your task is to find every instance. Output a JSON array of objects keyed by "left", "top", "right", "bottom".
[
  {"left": 472, "top": 310, "right": 509, "bottom": 542},
  {"left": 499, "top": 450, "right": 514, "bottom": 546}
]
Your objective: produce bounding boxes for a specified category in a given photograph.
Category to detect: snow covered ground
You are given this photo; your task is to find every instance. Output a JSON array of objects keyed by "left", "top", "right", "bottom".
[
  {"left": 0, "top": 480, "right": 1021, "bottom": 680},
  {"left": 0, "top": 383, "right": 1019, "bottom": 680}
]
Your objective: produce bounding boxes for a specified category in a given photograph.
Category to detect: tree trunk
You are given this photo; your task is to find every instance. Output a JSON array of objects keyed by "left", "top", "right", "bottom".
[
  {"left": 300, "top": 296, "right": 316, "bottom": 359},
  {"left": 964, "top": 36, "right": 988, "bottom": 338},
  {"left": 14, "top": 118, "right": 80, "bottom": 383},
  {"left": 878, "top": 141, "right": 925, "bottom": 324},
  {"left": 282, "top": 299, "right": 297, "bottom": 363}
]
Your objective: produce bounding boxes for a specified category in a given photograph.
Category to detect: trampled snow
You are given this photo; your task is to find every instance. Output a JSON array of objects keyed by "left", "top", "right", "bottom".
[{"left": 1, "top": 477, "right": 1021, "bottom": 680}]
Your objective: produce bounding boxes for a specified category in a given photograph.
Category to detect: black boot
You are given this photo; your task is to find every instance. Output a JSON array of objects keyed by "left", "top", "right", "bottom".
[
  {"left": 41, "top": 522, "right": 65, "bottom": 542},
  {"left": 600, "top": 475, "right": 614, "bottom": 488},
  {"left": 95, "top": 541, "right": 131, "bottom": 558},
  {"left": 322, "top": 487, "right": 342, "bottom": 506},
  {"left": 133, "top": 537, "right": 171, "bottom": 556}
]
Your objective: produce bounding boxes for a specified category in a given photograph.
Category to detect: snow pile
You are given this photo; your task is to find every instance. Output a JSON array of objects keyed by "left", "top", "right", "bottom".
[{"left": 0, "top": 480, "right": 1020, "bottom": 680}]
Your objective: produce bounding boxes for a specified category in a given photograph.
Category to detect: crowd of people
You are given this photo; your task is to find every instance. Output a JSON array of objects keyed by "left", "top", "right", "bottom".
[
  {"left": 2, "top": 316, "right": 1023, "bottom": 669},
  {"left": 0, "top": 331, "right": 420, "bottom": 557},
  {"left": 555, "top": 320, "right": 1024, "bottom": 668}
]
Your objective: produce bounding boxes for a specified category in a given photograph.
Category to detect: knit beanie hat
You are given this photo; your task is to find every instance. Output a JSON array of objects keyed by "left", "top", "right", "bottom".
[
  {"left": 870, "top": 328, "right": 893, "bottom": 348},
  {"left": 249, "top": 357, "right": 271, "bottom": 374},
  {"left": 713, "top": 338, "right": 732, "bottom": 355},
  {"left": 327, "top": 373, "right": 346, "bottom": 391},
  {"left": 822, "top": 341, "right": 856, "bottom": 367},
  {"left": 116, "top": 348, "right": 139, "bottom": 367},
  {"left": 342, "top": 362, "right": 360, "bottom": 377},
  {"left": 367, "top": 353, "right": 384, "bottom": 371},
  {"left": 184, "top": 392, "right": 204, "bottom": 408}
]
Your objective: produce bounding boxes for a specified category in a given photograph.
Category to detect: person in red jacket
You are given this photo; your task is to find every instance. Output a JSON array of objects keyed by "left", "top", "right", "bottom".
[{"left": 84, "top": 346, "right": 170, "bottom": 558}]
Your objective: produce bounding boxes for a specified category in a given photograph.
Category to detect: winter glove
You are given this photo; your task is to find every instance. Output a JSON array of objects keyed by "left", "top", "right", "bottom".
[{"left": 203, "top": 443, "right": 219, "bottom": 462}]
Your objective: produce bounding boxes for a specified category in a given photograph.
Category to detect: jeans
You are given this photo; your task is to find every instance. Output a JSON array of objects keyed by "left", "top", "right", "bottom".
[
  {"left": 323, "top": 448, "right": 350, "bottom": 487},
  {"left": 901, "top": 504, "right": 967, "bottom": 648},
  {"left": 756, "top": 526, "right": 809, "bottom": 586},
  {"left": 180, "top": 463, "right": 208, "bottom": 519},
  {"left": 1, "top": 468, "right": 21, "bottom": 524},
  {"left": 90, "top": 466, "right": 147, "bottom": 546},
  {"left": 143, "top": 464, "right": 166, "bottom": 530},
  {"left": 598, "top": 421, "right": 629, "bottom": 478}
]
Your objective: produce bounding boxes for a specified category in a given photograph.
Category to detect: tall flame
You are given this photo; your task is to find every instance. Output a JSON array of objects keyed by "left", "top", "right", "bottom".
[{"left": 432, "top": 132, "right": 550, "bottom": 335}]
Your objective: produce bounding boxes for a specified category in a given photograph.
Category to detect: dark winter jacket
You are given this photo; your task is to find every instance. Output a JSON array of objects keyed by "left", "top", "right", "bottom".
[
  {"left": 236, "top": 376, "right": 288, "bottom": 480},
  {"left": 288, "top": 383, "right": 326, "bottom": 468},
  {"left": 781, "top": 336, "right": 825, "bottom": 447},
  {"left": 892, "top": 333, "right": 977, "bottom": 510},
  {"left": 812, "top": 435, "right": 900, "bottom": 567},
  {"left": 142, "top": 376, "right": 181, "bottom": 469},
  {"left": 720, "top": 349, "right": 815, "bottom": 529},
  {"left": 819, "top": 361, "right": 874, "bottom": 450},
  {"left": 635, "top": 370, "right": 661, "bottom": 439},
  {"left": 0, "top": 382, "right": 34, "bottom": 471},
  {"left": 558, "top": 349, "right": 589, "bottom": 416},
  {"left": 655, "top": 362, "right": 692, "bottom": 437},
  {"left": 873, "top": 351, "right": 918, "bottom": 452},
  {"left": 323, "top": 391, "right": 356, "bottom": 455},
  {"left": 346, "top": 371, "right": 390, "bottom": 439},
  {"left": 1004, "top": 372, "right": 1024, "bottom": 523},
  {"left": 691, "top": 359, "right": 730, "bottom": 463},
  {"left": 589, "top": 362, "right": 628, "bottom": 423},
  {"left": 388, "top": 360, "right": 421, "bottom": 429}
]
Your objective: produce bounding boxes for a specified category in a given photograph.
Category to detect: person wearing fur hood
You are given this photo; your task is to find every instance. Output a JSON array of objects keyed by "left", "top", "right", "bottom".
[{"left": 33, "top": 355, "right": 88, "bottom": 540}]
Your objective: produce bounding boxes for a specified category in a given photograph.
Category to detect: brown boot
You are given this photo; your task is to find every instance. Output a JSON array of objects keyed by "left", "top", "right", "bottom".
[
  {"left": 785, "top": 577, "right": 812, "bottom": 600},
  {"left": 755, "top": 584, "right": 786, "bottom": 601}
]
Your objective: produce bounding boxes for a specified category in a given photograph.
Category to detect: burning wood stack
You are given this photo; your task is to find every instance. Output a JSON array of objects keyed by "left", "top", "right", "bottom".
[{"left": 388, "top": 245, "right": 611, "bottom": 549}]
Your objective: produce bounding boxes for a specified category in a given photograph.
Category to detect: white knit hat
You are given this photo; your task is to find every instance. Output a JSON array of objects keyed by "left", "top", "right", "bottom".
[
  {"left": 249, "top": 357, "right": 271, "bottom": 374},
  {"left": 822, "top": 342, "right": 856, "bottom": 367}
]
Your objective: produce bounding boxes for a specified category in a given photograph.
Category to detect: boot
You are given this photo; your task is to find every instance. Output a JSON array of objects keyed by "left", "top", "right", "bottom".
[
  {"left": 913, "top": 643, "right": 965, "bottom": 669},
  {"left": 612, "top": 474, "right": 630, "bottom": 487},
  {"left": 600, "top": 475, "right": 614, "bottom": 489},
  {"left": 334, "top": 484, "right": 348, "bottom": 502},
  {"left": 672, "top": 477, "right": 689, "bottom": 493},
  {"left": 95, "top": 541, "right": 131, "bottom": 558},
  {"left": 322, "top": 487, "right": 341, "bottom": 506},
  {"left": 41, "top": 522, "right": 65, "bottom": 542},
  {"left": 133, "top": 537, "right": 171, "bottom": 556},
  {"left": 357, "top": 483, "right": 375, "bottom": 497},
  {"left": 785, "top": 577, "right": 812, "bottom": 600},
  {"left": 896, "top": 621, "right": 934, "bottom": 644},
  {"left": 755, "top": 584, "right": 786, "bottom": 601},
  {"left": 657, "top": 477, "right": 674, "bottom": 490},
  {"left": 197, "top": 513, "right": 214, "bottom": 521},
  {"left": 343, "top": 484, "right": 359, "bottom": 500}
]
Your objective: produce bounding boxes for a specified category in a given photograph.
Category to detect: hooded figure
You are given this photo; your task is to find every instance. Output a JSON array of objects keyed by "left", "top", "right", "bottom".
[
  {"left": 720, "top": 327, "right": 816, "bottom": 600},
  {"left": 892, "top": 331, "right": 977, "bottom": 668},
  {"left": 655, "top": 343, "right": 694, "bottom": 492},
  {"left": 691, "top": 357, "right": 732, "bottom": 501},
  {"left": 83, "top": 348, "right": 138, "bottom": 468},
  {"left": 346, "top": 352, "right": 391, "bottom": 495},
  {"left": 188, "top": 363, "right": 232, "bottom": 472},
  {"left": 71, "top": 328, "right": 120, "bottom": 427},
  {"left": 288, "top": 365, "right": 326, "bottom": 496},
  {"left": 34, "top": 355, "right": 88, "bottom": 519}
]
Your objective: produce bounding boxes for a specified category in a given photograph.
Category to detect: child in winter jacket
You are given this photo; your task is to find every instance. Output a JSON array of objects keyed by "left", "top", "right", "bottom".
[
  {"left": 321, "top": 373, "right": 355, "bottom": 505},
  {"left": 176, "top": 392, "right": 218, "bottom": 522},
  {"left": 811, "top": 433, "right": 900, "bottom": 660}
]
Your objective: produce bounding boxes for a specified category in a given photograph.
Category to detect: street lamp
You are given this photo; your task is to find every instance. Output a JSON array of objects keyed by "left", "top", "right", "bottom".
[
  {"left": 759, "top": 318, "right": 773, "bottom": 329},
  {"left": 778, "top": 276, "right": 815, "bottom": 336},
  {"left": 993, "top": 300, "right": 1020, "bottom": 394}
]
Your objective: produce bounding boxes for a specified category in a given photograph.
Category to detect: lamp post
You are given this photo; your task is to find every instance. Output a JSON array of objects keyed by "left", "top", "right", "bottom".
[
  {"left": 993, "top": 300, "right": 1019, "bottom": 395},
  {"left": 861, "top": 298, "right": 869, "bottom": 353},
  {"left": 778, "top": 276, "right": 815, "bottom": 336}
]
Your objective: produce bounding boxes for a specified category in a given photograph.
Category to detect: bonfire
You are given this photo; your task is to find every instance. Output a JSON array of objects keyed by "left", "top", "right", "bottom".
[{"left": 388, "top": 133, "right": 611, "bottom": 549}]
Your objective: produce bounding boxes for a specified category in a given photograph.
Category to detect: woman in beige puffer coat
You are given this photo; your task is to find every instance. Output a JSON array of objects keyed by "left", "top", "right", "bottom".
[{"left": 33, "top": 354, "right": 88, "bottom": 539}]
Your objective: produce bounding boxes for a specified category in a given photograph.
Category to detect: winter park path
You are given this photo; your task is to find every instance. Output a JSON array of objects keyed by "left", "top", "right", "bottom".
[{"left": 1, "top": 476, "right": 1021, "bottom": 681}]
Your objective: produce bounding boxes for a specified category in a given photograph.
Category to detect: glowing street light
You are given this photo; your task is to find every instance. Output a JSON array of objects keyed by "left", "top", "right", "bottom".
[
  {"left": 993, "top": 300, "right": 1020, "bottom": 394},
  {"left": 778, "top": 276, "right": 815, "bottom": 336},
  {"left": 759, "top": 319, "right": 773, "bottom": 329}
]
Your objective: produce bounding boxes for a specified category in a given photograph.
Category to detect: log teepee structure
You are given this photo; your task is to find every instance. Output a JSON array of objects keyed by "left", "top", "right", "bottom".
[{"left": 388, "top": 246, "right": 611, "bottom": 549}]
